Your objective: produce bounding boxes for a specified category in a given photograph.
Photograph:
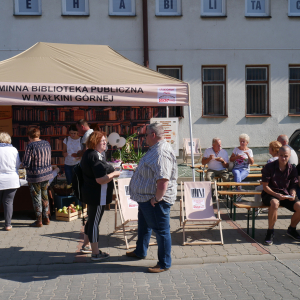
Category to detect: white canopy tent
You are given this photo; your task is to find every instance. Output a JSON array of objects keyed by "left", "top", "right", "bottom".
[{"left": 0, "top": 42, "right": 196, "bottom": 180}]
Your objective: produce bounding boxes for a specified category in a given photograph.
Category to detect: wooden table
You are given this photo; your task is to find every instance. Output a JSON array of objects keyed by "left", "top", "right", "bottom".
[{"left": 216, "top": 182, "right": 261, "bottom": 220}]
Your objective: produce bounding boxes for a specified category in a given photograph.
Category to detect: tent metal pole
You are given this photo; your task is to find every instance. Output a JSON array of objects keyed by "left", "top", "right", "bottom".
[{"left": 187, "top": 86, "right": 195, "bottom": 182}]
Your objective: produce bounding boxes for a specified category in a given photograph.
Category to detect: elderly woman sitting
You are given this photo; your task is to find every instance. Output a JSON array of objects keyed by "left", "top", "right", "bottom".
[
  {"left": 230, "top": 133, "right": 254, "bottom": 201},
  {"left": 0, "top": 132, "right": 21, "bottom": 231}
]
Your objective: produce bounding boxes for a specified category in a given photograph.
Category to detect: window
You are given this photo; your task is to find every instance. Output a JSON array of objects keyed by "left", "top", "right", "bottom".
[
  {"left": 245, "top": 0, "right": 270, "bottom": 17},
  {"left": 156, "top": 0, "right": 182, "bottom": 16},
  {"left": 14, "top": 0, "right": 42, "bottom": 15},
  {"left": 157, "top": 66, "right": 183, "bottom": 117},
  {"left": 202, "top": 66, "right": 226, "bottom": 117},
  {"left": 289, "top": 66, "right": 300, "bottom": 115},
  {"left": 201, "top": 0, "right": 226, "bottom": 17},
  {"left": 245, "top": 66, "right": 269, "bottom": 116},
  {"left": 62, "top": 0, "right": 89, "bottom": 16},
  {"left": 289, "top": 0, "right": 300, "bottom": 17},
  {"left": 109, "top": 0, "right": 136, "bottom": 16}
]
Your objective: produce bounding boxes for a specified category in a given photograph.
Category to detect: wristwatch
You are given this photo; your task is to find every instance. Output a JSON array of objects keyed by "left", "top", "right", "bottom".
[{"left": 154, "top": 196, "right": 159, "bottom": 203}]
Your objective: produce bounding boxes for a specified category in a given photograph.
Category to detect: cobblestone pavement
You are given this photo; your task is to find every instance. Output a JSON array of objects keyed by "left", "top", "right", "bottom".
[
  {"left": 1, "top": 177, "right": 300, "bottom": 268},
  {"left": 0, "top": 259, "right": 300, "bottom": 300}
]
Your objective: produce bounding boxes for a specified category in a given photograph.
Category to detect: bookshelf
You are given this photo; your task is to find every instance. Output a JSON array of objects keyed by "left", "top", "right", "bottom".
[{"left": 12, "top": 105, "right": 166, "bottom": 166}]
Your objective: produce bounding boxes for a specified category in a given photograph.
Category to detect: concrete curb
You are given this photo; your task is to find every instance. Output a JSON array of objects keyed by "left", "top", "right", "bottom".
[{"left": 2, "top": 252, "right": 300, "bottom": 276}]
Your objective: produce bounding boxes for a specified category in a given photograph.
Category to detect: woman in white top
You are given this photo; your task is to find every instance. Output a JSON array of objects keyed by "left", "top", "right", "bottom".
[
  {"left": 62, "top": 125, "right": 81, "bottom": 184},
  {"left": 230, "top": 133, "right": 254, "bottom": 191},
  {"left": 0, "top": 132, "right": 21, "bottom": 231}
]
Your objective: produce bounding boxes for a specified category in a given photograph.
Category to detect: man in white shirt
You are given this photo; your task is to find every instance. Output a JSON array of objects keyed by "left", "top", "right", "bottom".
[
  {"left": 76, "top": 119, "right": 94, "bottom": 157},
  {"left": 277, "top": 135, "right": 298, "bottom": 166},
  {"left": 202, "top": 138, "right": 230, "bottom": 182}
]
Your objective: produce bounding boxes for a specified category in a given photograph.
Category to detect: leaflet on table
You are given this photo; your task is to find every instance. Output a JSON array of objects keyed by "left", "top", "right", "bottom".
[{"left": 119, "top": 170, "right": 134, "bottom": 178}]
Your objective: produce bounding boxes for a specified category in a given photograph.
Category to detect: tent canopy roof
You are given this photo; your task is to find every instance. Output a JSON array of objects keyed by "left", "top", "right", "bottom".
[{"left": 0, "top": 42, "right": 183, "bottom": 85}]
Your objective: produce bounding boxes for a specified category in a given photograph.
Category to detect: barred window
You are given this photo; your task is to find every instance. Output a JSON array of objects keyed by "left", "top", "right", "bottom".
[
  {"left": 157, "top": 66, "right": 183, "bottom": 117},
  {"left": 246, "top": 66, "right": 269, "bottom": 115},
  {"left": 202, "top": 66, "right": 226, "bottom": 116},
  {"left": 289, "top": 66, "right": 300, "bottom": 115}
]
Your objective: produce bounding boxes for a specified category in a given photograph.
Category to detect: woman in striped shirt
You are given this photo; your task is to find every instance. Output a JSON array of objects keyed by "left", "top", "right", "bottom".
[{"left": 23, "top": 127, "right": 52, "bottom": 227}]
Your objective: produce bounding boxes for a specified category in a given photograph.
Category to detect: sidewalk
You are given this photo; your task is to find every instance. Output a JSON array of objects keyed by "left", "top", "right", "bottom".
[{"left": 1, "top": 175, "right": 300, "bottom": 275}]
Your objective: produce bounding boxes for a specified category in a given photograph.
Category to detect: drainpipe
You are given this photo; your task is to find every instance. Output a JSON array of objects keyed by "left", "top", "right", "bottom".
[{"left": 142, "top": 0, "right": 149, "bottom": 68}]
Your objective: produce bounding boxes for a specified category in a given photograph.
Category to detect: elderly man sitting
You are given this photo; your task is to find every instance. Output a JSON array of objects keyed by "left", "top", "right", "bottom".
[
  {"left": 262, "top": 146, "right": 300, "bottom": 245},
  {"left": 202, "top": 138, "right": 229, "bottom": 183}
]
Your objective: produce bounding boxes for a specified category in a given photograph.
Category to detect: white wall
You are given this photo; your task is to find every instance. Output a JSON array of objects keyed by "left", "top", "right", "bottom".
[{"left": 0, "top": 0, "right": 299, "bottom": 149}]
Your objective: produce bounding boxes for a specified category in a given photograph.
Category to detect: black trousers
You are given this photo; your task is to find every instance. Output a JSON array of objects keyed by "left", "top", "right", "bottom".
[{"left": 84, "top": 204, "right": 105, "bottom": 243}]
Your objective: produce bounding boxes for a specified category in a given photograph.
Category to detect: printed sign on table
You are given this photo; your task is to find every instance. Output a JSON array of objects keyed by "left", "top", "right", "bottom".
[
  {"left": 191, "top": 187, "right": 206, "bottom": 210},
  {"left": 150, "top": 117, "right": 179, "bottom": 156},
  {"left": 125, "top": 185, "right": 138, "bottom": 208}
]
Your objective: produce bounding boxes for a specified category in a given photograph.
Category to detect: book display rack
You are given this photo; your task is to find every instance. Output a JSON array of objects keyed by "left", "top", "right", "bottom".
[{"left": 12, "top": 105, "right": 166, "bottom": 166}]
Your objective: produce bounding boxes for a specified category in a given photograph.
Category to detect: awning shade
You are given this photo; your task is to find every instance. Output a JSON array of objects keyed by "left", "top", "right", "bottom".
[{"left": 0, "top": 42, "right": 189, "bottom": 107}]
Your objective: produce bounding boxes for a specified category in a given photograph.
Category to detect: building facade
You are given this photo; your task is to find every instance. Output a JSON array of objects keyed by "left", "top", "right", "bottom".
[{"left": 1, "top": 0, "right": 300, "bottom": 150}]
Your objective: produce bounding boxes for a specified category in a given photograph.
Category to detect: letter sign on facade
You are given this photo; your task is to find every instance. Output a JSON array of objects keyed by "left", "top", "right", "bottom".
[
  {"left": 14, "top": 0, "right": 41, "bottom": 15},
  {"left": 201, "top": 0, "right": 226, "bottom": 17},
  {"left": 156, "top": 0, "right": 182, "bottom": 16},
  {"left": 109, "top": 0, "right": 136, "bottom": 16},
  {"left": 62, "top": 0, "right": 89, "bottom": 15},
  {"left": 245, "top": 0, "right": 270, "bottom": 17},
  {"left": 288, "top": 0, "right": 300, "bottom": 16}
]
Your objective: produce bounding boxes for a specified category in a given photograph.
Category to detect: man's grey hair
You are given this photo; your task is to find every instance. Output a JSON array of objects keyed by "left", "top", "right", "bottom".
[
  {"left": 0, "top": 132, "right": 11, "bottom": 144},
  {"left": 147, "top": 123, "right": 164, "bottom": 138},
  {"left": 277, "top": 134, "right": 289, "bottom": 145},
  {"left": 212, "top": 137, "right": 221, "bottom": 145},
  {"left": 279, "top": 145, "right": 291, "bottom": 154}
]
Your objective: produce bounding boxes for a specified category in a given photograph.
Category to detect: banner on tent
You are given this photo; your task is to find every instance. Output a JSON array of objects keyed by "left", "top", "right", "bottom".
[{"left": 0, "top": 83, "right": 189, "bottom": 107}]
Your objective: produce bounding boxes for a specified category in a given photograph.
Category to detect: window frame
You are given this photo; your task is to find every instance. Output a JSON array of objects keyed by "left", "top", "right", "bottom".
[
  {"left": 156, "top": 65, "right": 184, "bottom": 118},
  {"left": 288, "top": 65, "right": 300, "bottom": 116},
  {"left": 201, "top": 66, "right": 227, "bottom": 118},
  {"left": 61, "top": 0, "right": 89, "bottom": 16},
  {"left": 14, "top": 0, "right": 42, "bottom": 16},
  {"left": 201, "top": 0, "right": 227, "bottom": 17},
  {"left": 155, "top": 0, "right": 182, "bottom": 17},
  {"left": 245, "top": 0, "right": 270, "bottom": 17},
  {"left": 109, "top": 0, "right": 136, "bottom": 16},
  {"left": 245, "top": 65, "right": 270, "bottom": 117},
  {"left": 288, "top": 0, "right": 300, "bottom": 17}
]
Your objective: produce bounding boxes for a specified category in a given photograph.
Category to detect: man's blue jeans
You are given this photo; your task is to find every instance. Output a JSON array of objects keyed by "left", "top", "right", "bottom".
[
  {"left": 134, "top": 200, "right": 172, "bottom": 269},
  {"left": 232, "top": 168, "right": 249, "bottom": 184}
]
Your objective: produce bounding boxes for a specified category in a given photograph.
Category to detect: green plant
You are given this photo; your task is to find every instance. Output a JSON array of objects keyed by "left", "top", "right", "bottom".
[{"left": 120, "top": 133, "right": 146, "bottom": 164}]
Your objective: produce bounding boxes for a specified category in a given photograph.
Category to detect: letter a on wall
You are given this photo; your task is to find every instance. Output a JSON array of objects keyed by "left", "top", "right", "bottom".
[{"left": 109, "top": 0, "right": 136, "bottom": 15}]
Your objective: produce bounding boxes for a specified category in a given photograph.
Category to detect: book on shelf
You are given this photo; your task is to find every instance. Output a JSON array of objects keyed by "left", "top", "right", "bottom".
[{"left": 12, "top": 106, "right": 166, "bottom": 162}]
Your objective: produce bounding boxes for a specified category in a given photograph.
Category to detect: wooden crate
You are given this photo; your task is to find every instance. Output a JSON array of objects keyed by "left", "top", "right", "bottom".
[
  {"left": 55, "top": 208, "right": 78, "bottom": 222},
  {"left": 78, "top": 208, "right": 87, "bottom": 218}
]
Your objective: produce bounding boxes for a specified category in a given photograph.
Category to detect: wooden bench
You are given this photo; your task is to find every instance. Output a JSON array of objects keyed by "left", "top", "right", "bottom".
[
  {"left": 234, "top": 202, "right": 268, "bottom": 239},
  {"left": 216, "top": 182, "right": 261, "bottom": 220}
]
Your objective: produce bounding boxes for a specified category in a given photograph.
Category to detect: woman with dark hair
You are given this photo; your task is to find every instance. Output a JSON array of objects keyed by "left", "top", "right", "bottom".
[
  {"left": 62, "top": 124, "right": 81, "bottom": 184},
  {"left": 0, "top": 132, "right": 21, "bottom": 231},
  {"left": 80, "top": 131, "right": 120, "bottom": 261},
  {"left": 23, "top": 127, "right": 52, "bottom": 227}
]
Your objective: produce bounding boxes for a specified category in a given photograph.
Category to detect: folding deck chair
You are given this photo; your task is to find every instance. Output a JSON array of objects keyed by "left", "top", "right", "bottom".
[
  {"left": 180, "top": 181, "right": 224, "bottom": 245},
  {"left": 113, "top": 178, "right": 156, "bottom": 249},
  {"left": 182, "top": 138, "right": 202, "bottom": 164}
]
